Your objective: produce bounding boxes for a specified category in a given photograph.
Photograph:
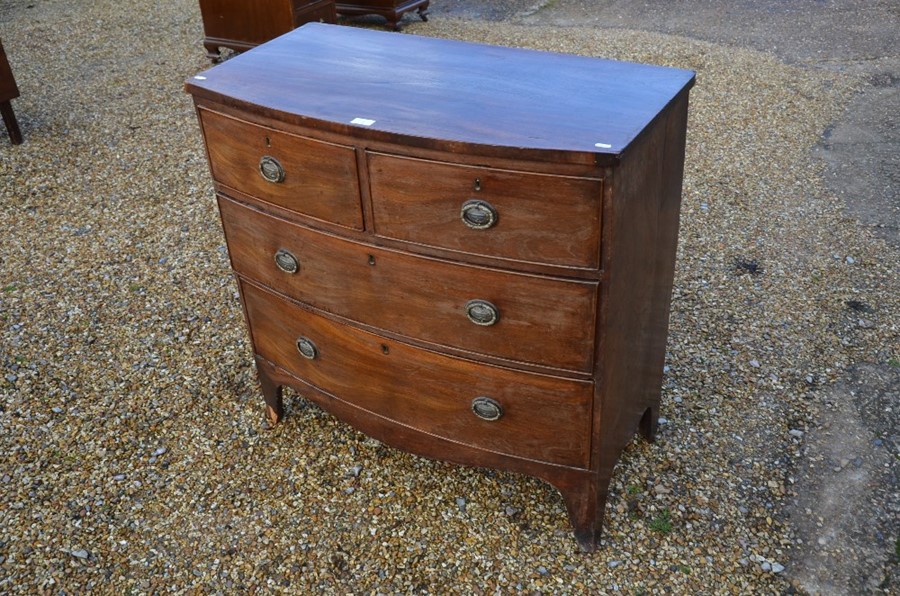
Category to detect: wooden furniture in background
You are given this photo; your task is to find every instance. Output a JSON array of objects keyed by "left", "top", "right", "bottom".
[
  {"left": 199, "top": 0, "right": 336, "bottom": 61},
  {"left": 0, "top": 39, "right": 23, "bottom": 145},
  {"left": 185, "top": 23, "right": 694, "bottom": 551},
  {"left": 335, "top": 0, "right": 428, "bottom": 30}
]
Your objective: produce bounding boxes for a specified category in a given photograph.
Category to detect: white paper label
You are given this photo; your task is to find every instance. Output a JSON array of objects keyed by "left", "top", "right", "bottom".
[{"left": 350, "top": 117, "right": 376, "bottom": 126}]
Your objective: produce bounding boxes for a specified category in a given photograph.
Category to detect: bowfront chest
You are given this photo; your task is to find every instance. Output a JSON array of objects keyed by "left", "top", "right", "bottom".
[{"left": 186, "top": 23, "right": 694, "bottom": 551}]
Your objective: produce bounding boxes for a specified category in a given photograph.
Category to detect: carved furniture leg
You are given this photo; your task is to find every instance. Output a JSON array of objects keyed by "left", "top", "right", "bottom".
[
  {"left": 258, "top": 366, "right": 284, "bottom": 426},
  {"left": 1, "top": 101, "right": 22, "bottom": 145},
  {"left": 204, "top": 42, "right": 222, "bottom": 63}
]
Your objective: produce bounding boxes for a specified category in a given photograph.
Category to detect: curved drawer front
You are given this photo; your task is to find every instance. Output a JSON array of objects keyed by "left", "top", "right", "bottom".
[
  {"left": 221, "top": 196, "right": 598, "bottom": 372},
  {"left": 199, "top": 108, "right": 363, "bottom": 229},
  {"left": 368, "top": 152, "right": 603, "bottom": 269},
  {"left": 242, "top": 281, "right": 593, "bottom": 468}
]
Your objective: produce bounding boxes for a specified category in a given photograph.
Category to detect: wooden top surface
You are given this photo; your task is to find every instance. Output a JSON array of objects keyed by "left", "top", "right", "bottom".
[{"left": 186, "top": 23, "right": 694, "bottom": 158}]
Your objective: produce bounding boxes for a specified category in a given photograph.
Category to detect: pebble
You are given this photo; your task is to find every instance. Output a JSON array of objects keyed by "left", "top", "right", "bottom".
[
  {"left": 789, "top": 429, "right": 804, "bottom": 438},
  {"left": 70, "top": 549, "right": 90, "bottom": 559},
  {"left": 346, "top": 464, "right": 363, "bottom": 478},
  {"left": 537, "top": 566, "right": 549, "bottom": 575},
  {"left": 153, "top": 447, "right": 167, "bottom": 456},
  {"left": 658, "top": 417, "right": 669, "bottom": 425},
  {"left": 5, "top": 374, "right": 17, "bottom": 383},
  {"left": 455, "top": 497, "right": 467, "bottom": 512},
  {"left": 608, "top": 560, "right": 622, "bottom": 568},
  {"left": 771, "top": 562, "right": 785, "bottom": 573},
  {"left": 749, "top": 360, "right": 761, "bottom": 368}
]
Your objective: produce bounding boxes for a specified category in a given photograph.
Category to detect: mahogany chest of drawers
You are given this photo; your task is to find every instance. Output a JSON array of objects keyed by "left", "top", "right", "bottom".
[
  {"left": 186, "top": 23, "right": 694, "bottom": 551},
  {"left": 198, "top": 0, "right": 336, "bottom": 61}
]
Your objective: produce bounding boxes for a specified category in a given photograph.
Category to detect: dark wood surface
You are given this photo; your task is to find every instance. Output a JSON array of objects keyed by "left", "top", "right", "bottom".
[
  {"left": 185, "top": 23, "right": 695, "bottom": 157},
  {"left": 335, "top": 0, "right": 429, "bottom": 30},
  {"left": 368, "top": 152, "right": 603, "bottom": 269},
  {"left": 0, "top": 39, "right": 22, "bottom": 145},
  {"left": 219, "top": 195, "right": 599, "bottom": 373},
  {"left": 187, "top": 25, "right": 694, "bottom": 551},
  {"left": 198, "top": 0, "right": 336, "bottom": 60},
  {"left": 242, "top": 279, "right": 594, "bottom": 467}
]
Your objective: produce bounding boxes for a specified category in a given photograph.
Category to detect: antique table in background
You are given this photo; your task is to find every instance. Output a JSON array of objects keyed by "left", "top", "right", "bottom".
[
  {"left": 335, "top": 0, "right": 429, "bottom": 30},
  {"left": 186, "top": 23, "right": 694, "bottom": 551}
]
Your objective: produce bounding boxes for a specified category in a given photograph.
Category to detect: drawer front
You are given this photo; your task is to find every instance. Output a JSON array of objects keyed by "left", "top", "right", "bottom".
[
  {"left": 368, "top": 152, "right": 603, "bottom": 269},
  {"left": 199, "top": 108, "right": 363, "bottom": 229},
  {"left": 220, "top": 196, "right": 598, "bottom": 372},
  {"left": 242, "top": 281, "right": 593, "bottom": 468},
  {"left": 293, "top": 0, "right": 337, "bottom": 23}
]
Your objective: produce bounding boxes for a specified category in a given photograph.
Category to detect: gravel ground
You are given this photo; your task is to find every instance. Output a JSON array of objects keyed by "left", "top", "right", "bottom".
[{"left": 1, "top": 1, "right": 898, "bottom": 593}]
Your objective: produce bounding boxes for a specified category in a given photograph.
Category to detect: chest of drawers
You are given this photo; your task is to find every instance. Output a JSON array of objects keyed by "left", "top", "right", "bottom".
[
  {"left": 198, "top": 0, "right": 336, "bottom": 61},
  {"left": 186, "top": 23, "right": 694, "bottom": 551}
]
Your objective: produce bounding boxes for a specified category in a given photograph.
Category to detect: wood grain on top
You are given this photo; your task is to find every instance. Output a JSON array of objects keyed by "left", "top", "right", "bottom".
[{"left": 185, "top": 23, "right": 695, "bottom": 156}]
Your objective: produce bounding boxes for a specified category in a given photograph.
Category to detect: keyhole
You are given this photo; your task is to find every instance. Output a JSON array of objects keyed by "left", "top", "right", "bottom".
[
  {"left": 380, "top": 344, "right": 390, "bottom": 355},
  {"left": 474, "top": 178, "right": 481, "bottom": 192},
  {"left": 265, "top": 136, "right": 271, "bottom": 147},
  {"left": 368, "top": 254, "right": 376, "bottom": 266}
]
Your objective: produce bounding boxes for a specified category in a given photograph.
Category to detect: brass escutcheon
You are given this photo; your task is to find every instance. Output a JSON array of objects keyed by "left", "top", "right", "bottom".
[
  {"left": 296, "top": 336, "right": 318, "bottom": 360},
  {"left": 465, "top": 299, "right": 499, "bottom": 326},
  {"left": 471, "top": 397, "right": 503, "bottom": 421},
  {"left": 259, "top": 155, "right": 285, "bottom": 183},
  {"left": 460, "top": 199, "right": 497, "bottom": 230}
]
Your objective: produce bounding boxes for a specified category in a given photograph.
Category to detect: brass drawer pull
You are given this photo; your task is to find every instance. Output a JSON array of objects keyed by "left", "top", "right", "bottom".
[
  {"left": 274, "top": 249, "right": 299, "bottom": 274},
  {"left": 460, "top": 199, "right": 497, "bottom": 230},
  {"left": 296, "top": 336, "right": 318, "bottom": 360},
  {"left": 259, "top": 155, "right": 285, "bottom": 183},
  {"left": 471, "top": 397, "right": 503, "bottom": 421},
  {"left": 465, "top": 299, "right": 499, "bottom": 326}
]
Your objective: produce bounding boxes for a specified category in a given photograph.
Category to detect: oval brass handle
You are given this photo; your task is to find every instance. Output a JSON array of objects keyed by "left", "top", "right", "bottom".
[
  {"left": 460, "top": 199, "right": 497, "bottom": 230},
  {"left": 465, "top": 299, "right": 499, "bottom": 326},
  {"left": 471, "top": 397, "right": 503, "bottom": 421},
  {"left": 274, "top": 249, "right": 299, "bottom": 274},
  {"left": 296, "top": 336, "right": 318, "bottom": 360},
  {"left": 259, "top": 155, "right": 285, "bottom": 183}
]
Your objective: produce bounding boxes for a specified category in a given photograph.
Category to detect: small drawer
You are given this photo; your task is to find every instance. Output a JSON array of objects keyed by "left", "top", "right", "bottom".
[
  {"left": 368, "top": 152, "right": 603, "bottom": 269},
  {"left": 199, "top": 108, "right": 363, "bottom": 229},
  {"left": 220, "top": 196, "right": 598, "bottom": 373},
  {"left": 242, "top": 281, "right": 594, "bottom": 468}
]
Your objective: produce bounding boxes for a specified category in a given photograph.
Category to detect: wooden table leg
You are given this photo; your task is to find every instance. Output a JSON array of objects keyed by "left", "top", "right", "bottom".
[{"left": 1, "top": 100, "right": 22, "bottom": 145}]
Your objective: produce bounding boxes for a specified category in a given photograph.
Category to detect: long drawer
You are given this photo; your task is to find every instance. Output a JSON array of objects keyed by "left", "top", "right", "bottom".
[
  {"left": 241, "top": 280, "right": 594, "bottom": 468},
  {"left": 220, "top": 195, "right": 598, "bottom": 372},
  {"left": 368, "top": 151, "right": 603, "bottom": 269},
  {"left": 199, "top": 108, "right": 363, "bottom": 229}
]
